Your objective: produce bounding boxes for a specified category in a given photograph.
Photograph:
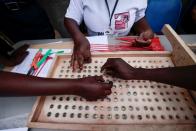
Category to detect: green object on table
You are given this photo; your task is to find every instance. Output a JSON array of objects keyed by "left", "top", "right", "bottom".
[
  {"left": 36, "top": 49, "right": 52, "bottom": 68},
  {"left": 55, "top": 50, "right": 64, "bottom": 54},
  {"left": 49, "top": 50, "right": 64, "bottom": 55}
]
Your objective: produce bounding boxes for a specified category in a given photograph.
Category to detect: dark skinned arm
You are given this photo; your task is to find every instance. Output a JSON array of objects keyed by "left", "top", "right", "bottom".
[
  {"left": 0, "top": 71, "right": 112, "bottom": 101},
  {"left": 133, "top": 17, "right": 154, "bottom": 39},
  {"left": 64, "top": 18, "right": 91, "bottom": 71},
  {"left": 101, "top": 58, "right": 196, "bottom": 91}
]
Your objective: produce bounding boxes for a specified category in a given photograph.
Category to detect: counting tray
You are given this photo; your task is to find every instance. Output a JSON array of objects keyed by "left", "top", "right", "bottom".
[
  {"left": 28, "top": 25, "right": 196, "bottom": 130},
  {"left": 28, "top": 52, "right": 196, "bottom": 130}
]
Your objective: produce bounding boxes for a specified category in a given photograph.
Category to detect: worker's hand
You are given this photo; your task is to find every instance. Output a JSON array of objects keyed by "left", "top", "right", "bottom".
[
  {"left": 132, "top": 30, "right": 154, "bottom": 47},
  {"left": 140, "top": 29, "right": 154, "bottom": 40},
  {"left": 101, "top": 58, "right": 138, "bottom": 80},
  {"left": 76, "top": 76, "right": 113, "bottom": 101},
  {"left": 0, "top": 44, "right": 29, "bottom": 66},
  {"left": 71, "top": 36, "right": 91, "bottom": 71}
]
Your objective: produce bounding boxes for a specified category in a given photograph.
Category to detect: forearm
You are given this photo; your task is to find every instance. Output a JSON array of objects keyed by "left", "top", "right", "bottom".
[
  {"left": 133, "top": 17, "right": 153, "bottom": 34},
  {"left": 0, "top": 71, "right": 79, "bottom": 96},
  {"left": 64, "top": 18, "right": 85, "bottom": 43},
  {"left": 134, "top": 65, "right": 196, "bottom": 90}
]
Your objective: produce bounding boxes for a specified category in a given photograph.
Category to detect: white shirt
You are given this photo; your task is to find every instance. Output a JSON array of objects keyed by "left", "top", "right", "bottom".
[{"left": 65, "top": 0, "right": 147, "bottom": 36}]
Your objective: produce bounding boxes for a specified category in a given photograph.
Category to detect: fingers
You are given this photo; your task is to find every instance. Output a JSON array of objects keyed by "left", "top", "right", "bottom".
[
  {"left": 101, "top": 58, "right": 122, "bottom": 72},
  {"left": 139, "top": 30, "right": 154, "bottom": 40},
  {"left": 77, "top": 55, "right": 84, "bottom": 70},
  {"left": 78, "top": 51, "right": 91, "bottom": 70},
  {"left": 139, "top": 32, "right": 144, "bottom": 39},
  {"left": 101, "top": 59, "right": 112, "bottom": 72},
  {"left": 102, "top": 81, "right": 113, "bottom": 90},
  {"left": 12, "top": 44, "right": 29, "bottom": 57},
  {"left": 70, "top": 53, "right": 74, "bottom": 67},
  {"left": 71, "top": 52, "right": 84, "bottom": 71},
  {"left": 71, "top": 53, "right": 77, "bottom": 72},
  {"left": 101, "top": 64, "right": 111, "bottom": 72},
  {"left": 92, "top": 75, "right": 113, "bottom": 93},
  {"left": 83, "top": 78, "right": 113, "bottom": 101},
  {"left": 102, "top": 61, "right": 117, "bottom": 77},
  {"left": 71, "top": 50, "right": 91, "bottom": 71},
  {"left": 105, "top": 90, "right": 112, "bottom": 95},
  {"left": 84, "top": 51, "right": 92, "bottom": 63},
  {"left": 93, "top": 76, "right": 113, "bottom": 88},
  {"left": 105, "top": 70, "right": 116, "bottom": 76},
  {"left": 84, "top": 57, "right": 92, "bottom": 63},
  {"left": 94, "top": 76, "right": 104, "bottom": 82},
  {"left": 133, "top": 38, "right": 151, "bottom": 47}
]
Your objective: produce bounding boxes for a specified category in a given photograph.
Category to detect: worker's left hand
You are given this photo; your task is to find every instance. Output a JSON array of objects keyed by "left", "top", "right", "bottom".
[
  {"left": 132, "top": 30, "right": 154, "bottom": 47},
  {"left": 0, "top": 44, "right": 29, "bottom": 66},
  {"left": 76, "top": 76, "right": 113, "bottom": 101},
  {"left": 101, "top": 58, "right": 137, "bottom": 80}
]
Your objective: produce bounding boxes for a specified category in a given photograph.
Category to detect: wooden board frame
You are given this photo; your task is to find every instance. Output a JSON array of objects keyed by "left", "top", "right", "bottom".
[
  {"left": 162, "top": 24, "right": 196, "bottom": 66},
  {"left": 162, "top": 24, "right": 196, "bottom": 102},
  {"left": 27, "top": 25, "right": 196, "bottom": 131}
]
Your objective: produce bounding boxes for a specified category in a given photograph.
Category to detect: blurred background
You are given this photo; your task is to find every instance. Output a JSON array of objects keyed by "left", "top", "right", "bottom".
[
  {"left": 0, "top": 0, "right": 195, "bottom": 42},
  {"left": 37, "top": 0, "right": 196, "bottom": 38}
]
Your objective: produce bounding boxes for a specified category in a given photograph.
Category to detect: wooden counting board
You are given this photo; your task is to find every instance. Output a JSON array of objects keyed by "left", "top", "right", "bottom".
[
  {"left": 28, "top": 25, "right": 196, "bottom": 130},
  {"left": 28, "top": 53, "right": 196, "bottom": 130}
]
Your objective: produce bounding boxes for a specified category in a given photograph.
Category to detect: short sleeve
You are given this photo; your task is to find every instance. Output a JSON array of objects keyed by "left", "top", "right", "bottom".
[
  {"left": 65, "top": 0, "right": 84, "bottom": 25},
  {"left": 134, "top": 0, "right": 147, "bottom": 22}
]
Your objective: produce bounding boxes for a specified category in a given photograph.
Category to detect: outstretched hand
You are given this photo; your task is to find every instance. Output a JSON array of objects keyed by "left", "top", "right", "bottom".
[
  {"left": 101, "top": 58, "right": 140, "bottom": 80},
  {"left": 71, "top": 37, "right": 91, "bottom": 71},
  {"left": 0, "top": 44, "right": 29, "bottom": 66},
  {"left": 77, "top": 76, "right": 113, "bottom": 101}
]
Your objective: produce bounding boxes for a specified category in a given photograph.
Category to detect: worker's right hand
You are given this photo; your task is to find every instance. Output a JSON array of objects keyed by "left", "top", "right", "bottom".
[
  {"left": 101, "top": 58, "right": 137, "bottom": 80},
  {"left": 132, "top": 30, "right": 154, "bottom": 47},
  {"left": 71, "top": 36, "right": 91, "bottom": 71},
  {"left": 76, "top": 76, "right": 113, "bottom": 101},
  {"left": 0, "top": 44, "right": 29, "bottom": 66}
]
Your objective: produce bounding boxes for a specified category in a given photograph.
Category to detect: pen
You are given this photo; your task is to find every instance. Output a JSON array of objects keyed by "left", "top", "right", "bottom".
[
  {"left": 27, "top": 49, "right": 52, "bottom": 76},
  {"left": 27, "top": 48, "right": 43, "bottom": 75},
  {"left": 36, "top": 49, "right": 52, "bottom": 68}
]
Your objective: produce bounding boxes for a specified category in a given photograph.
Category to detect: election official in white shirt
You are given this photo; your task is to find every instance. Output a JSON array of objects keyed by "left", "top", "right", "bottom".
[{"left": 64, "top": 0, "right": 154, "bottom": 70}]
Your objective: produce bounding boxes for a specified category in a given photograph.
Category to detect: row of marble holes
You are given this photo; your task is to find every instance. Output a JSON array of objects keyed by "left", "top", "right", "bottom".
[
  {"left": 51, "top": 91, "right": 180, "bottom": 98},
  {"left": 61, "top": 59, "right": 171, "bottom": 64},
  {"left": 49, "top": 104, "right": 194, "bottom": 113},
  {"left": 47, "top": 112, "right": 196, "bottom": 121},
  {"left": 51, "top": 94, "right": 189, "bottom": 103},
  {"left": 59, "top": 65, "right": 172, "bottom": 75},
  {"left": 60, "top": 60, "right": 171, "bottom": 69},
  {"left": 59, "top": 74, "right": 94, "bottom": 78},
  {"left": 55, "top": 75, "right": 177, "bottom": 90},
  {"left": 113, "top": 91, "right": 180, "bottom": 97},
  {"left": 112, "top": 84, "right": 173, "bottom": 89},
  {"left": 53, "top": 75, "right": 175, "bottom": 89},
  {"left": 126, "top": 59, "right": 171, "bottom": 64},
  {"left": 113, "top": 97, "right": 186, "bottom": 103},
  {"left": 61, "top": 69, "right": 99, "bottom": 74},
  {"left": 62, "top": 60, "right": 104, "bottom": 64}
]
